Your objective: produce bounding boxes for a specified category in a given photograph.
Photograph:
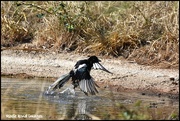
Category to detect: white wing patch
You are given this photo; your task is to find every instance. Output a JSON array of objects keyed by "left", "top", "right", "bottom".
[{"left": 78, "top": 64, "right": 87, "bottom": 69}]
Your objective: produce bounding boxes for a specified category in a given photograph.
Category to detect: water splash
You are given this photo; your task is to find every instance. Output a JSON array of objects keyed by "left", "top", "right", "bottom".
[{"left": 45, "top": 84, "right": 75, "bottom": 96}]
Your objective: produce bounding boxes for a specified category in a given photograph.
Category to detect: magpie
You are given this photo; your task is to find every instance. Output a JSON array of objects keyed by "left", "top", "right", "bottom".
[{"left": 46, "top": 56, "right": 112, "bottom": 95}]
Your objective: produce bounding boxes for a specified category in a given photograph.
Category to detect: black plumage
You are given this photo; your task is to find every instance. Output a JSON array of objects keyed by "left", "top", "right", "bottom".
[{"left": 46, "top": 56, "right": 112, "bottom": 95}]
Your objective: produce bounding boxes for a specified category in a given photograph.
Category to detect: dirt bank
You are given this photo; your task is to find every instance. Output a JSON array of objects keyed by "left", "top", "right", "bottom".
[{"left": 1, "top": 49, "right": 179, "bottom": 98}]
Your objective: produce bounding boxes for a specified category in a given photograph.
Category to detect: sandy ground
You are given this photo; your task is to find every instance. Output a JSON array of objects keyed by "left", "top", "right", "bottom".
[{"left": 1, "top": 49, "right": 179, "bottom": 98}]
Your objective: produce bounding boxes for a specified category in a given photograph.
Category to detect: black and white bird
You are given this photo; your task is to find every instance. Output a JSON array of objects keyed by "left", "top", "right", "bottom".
[{"left": 46, "top": 56, "right": 112, "bottom": 95}]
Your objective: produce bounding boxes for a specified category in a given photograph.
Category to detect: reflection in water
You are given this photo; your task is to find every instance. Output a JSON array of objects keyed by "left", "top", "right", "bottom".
[
  {"left": 44, "top": 86, "right": 101, "bottom": 120},
  {"left": 1, "top": 77, "right": 179, "bottom": 120},
  {"left": 74, "top": 99, "right": 92, "bottom": 120},
  {"left": 45, "top": 85, "right": 100, "bottom": 119},
  {"left": 73, "top": 99, "right": 101, "bottom": 120}
]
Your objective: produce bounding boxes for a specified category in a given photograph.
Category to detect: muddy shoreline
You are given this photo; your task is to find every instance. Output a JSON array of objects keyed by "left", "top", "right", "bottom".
[{"left": 1, "top": 49, "right": 179, "bottom": 99}]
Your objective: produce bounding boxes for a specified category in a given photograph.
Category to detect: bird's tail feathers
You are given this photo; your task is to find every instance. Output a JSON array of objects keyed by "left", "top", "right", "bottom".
[{"left": 45, "top": 73, "right": 71, "bottom": 94}]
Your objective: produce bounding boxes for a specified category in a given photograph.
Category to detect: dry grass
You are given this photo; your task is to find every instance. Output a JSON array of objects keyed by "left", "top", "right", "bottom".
[{"left": 1, "top": 1, "right": 179, "bottom": 68}]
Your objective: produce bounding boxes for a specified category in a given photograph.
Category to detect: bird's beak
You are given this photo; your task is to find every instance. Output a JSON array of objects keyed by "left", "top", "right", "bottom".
[{"left": 98, "top": 59, "right": 101, "bottom": 62}]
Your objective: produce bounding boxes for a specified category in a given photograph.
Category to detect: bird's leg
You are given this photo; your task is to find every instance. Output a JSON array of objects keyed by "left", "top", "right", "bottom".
[
  {"left": 84, "top": 92, "right": 88, "bottom": 96},
  {"left": 72, "top": 80, "right": 79, "bottom": 89}
]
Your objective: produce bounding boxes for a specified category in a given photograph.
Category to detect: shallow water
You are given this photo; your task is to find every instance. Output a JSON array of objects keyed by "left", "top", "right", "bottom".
[{"left": 1, "top": 77, "right": 179, "bottom": 120}]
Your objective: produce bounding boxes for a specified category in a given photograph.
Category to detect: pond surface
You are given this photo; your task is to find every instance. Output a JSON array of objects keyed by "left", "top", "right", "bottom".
[{"left": 1, "top": 77, "right": 179, "bottom": 120}]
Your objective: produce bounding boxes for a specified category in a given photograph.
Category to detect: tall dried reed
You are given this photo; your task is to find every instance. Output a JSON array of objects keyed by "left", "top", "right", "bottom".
[{"left": 1, "top": 1, "right": 179, "bottom": 68}]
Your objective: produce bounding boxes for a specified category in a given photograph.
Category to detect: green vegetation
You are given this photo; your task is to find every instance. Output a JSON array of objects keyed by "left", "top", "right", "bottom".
[
  {"left": 1, "top": 1, "right": 179, "bottom": 68},
  {"left": 97, "top": 99, "right": 179, "bottom": 120}
]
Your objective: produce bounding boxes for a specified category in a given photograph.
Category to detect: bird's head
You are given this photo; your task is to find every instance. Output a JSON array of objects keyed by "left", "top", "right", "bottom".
[{"left": 88, "top": 56, "right": 101, "bottom": 63}]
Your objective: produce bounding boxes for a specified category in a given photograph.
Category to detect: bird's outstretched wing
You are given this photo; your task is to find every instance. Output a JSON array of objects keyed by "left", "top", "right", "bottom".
[
  {"left": 93, "top": 62, "right": 113, "bottom": 74},
  {"left": 79, "top": 78, "right": 99, "bottom": 95}
]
